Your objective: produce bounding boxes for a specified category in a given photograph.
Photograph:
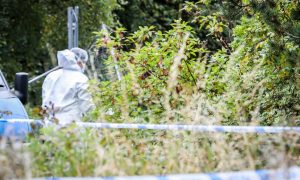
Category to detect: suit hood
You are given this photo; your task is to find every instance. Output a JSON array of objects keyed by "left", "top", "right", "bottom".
[{"left": 57, "top": 49, "right": 81, "bottom": 71}]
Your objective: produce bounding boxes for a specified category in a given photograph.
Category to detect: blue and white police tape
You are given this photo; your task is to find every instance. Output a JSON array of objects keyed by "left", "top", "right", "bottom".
[
  {"left": 1, "top": 119, "right": 300, "bottom": 134},
  {"left": 76, "top": 122, "right": 300, "bottom": 134},
  {"left": 33, "top": 166, "right": 300, "bottom": 180},
  {"left": 0, "top": 119, "right": 36, "bottom": 123}
]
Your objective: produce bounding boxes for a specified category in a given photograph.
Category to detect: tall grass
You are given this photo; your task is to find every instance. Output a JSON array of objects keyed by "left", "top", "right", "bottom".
[{"left": 1, "top": 127, "right": 300, "bottom": 178}]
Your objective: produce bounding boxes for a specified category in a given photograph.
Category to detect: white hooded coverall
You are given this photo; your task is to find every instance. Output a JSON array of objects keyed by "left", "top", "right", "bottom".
[{"left": 42, "top": 49, "right": 94, "bottom": 124}]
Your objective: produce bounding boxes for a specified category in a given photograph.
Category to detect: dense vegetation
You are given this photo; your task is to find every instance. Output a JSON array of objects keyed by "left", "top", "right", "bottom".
[
  {"left": 90, "top": 1, "right": 300, "bottom": 126},
  {"left": 1, "top": 0, "right": 300, "bottom": 179},
  {"left": 0, "top": 0, "right": 120, "bottom": 104}
]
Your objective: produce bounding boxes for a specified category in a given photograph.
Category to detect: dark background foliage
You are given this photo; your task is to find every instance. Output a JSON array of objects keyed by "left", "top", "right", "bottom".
[{"left": 1, "top": 0, "right": 300, "bottom": 115}]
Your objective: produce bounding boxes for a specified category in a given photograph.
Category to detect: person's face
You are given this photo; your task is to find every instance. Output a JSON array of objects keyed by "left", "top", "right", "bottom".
[{"left": 77, "top": 60, "right": 86, "bottom": 72}]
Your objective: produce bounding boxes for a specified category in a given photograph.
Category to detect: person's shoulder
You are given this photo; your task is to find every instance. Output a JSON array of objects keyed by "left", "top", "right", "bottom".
[{"left": 44, "top": 69, "right": 63, "bottom": 81}]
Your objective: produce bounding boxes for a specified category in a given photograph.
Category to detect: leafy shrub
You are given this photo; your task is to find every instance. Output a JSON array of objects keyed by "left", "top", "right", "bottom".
[
  {"left": 28, "top": 125, "right": 100, "bottom": 177},
  {"left": 217, "top": 17, "right": 300, "bottom": 125}
]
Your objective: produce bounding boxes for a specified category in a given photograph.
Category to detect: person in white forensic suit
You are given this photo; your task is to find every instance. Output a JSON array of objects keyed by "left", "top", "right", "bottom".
[{"left": 42, "top": 48, "right": 95, "bottom": 124}]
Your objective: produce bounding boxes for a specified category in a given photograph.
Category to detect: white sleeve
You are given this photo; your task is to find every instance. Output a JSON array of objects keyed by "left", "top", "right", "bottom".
[{"left": 76, "top": 82, "right": 95, "bottom": 115}]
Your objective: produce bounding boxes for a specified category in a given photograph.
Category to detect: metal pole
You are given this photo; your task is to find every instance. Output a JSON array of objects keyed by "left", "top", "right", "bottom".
[
  {"left": 68, "top": 6, "right": 79, "bottom": 49},
  {"left": 67, "top": 7, "right": 73, "bottom": 49},
  {"left": 28, "top": 66, "right": 62, "bottom": 84},
  {"left": 74, "top": 6, "right": 79, "bottom": 47},
  {"left": 101, "top": 24, "right": 122, "bottom": 81}
]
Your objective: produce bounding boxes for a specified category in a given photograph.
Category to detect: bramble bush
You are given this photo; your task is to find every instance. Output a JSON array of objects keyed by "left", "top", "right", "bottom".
[{"left": 90, "top": 16, "right": 300, "bottom": 126}]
